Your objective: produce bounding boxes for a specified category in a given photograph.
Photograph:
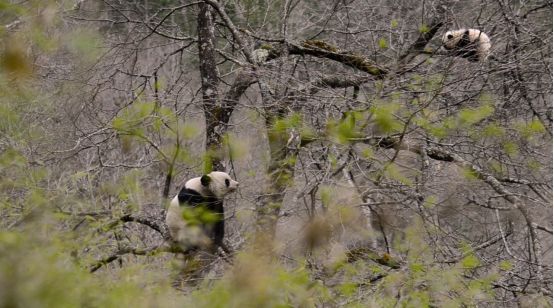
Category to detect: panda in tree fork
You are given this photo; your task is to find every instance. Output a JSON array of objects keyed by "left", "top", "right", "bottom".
[
  {"left": 442, "top": 28, "right": 491, "bottom": 62},
  {"left": 166, "top": 171, "right": 239, "bottom": 252}
]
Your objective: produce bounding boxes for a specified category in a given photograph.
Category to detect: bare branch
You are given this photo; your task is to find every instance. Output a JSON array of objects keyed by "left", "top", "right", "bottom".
[
  {"left": 203, "top": 0, "right": 255, "bottom": 64},
  {"left": 399, "top": 20, "right": 444, "bottom": 64},
  {"left": 89, "top": 244, "right": 179, "bottom": 273}
]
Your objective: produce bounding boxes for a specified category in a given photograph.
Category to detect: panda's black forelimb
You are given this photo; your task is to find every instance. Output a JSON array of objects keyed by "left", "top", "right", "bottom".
[
  {"left": 212, "top": 201, "right": 225, "bottom": 248},
  {"left": 454, "top": 30, "right": 479, "bottom": 61},
  {"left": 178, "top": 187, "right": 216, "bottom": 205},
  {"left": 457, "top": 30, "right": 472, "bottom": 48},
  {"left": 177, "top": 187, "right": 226, "bottom": 249}
]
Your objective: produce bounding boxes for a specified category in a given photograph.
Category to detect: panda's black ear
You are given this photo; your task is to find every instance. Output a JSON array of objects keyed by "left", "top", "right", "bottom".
[{"left": 201, "top": 175, "right": 211, "bottom": 187}]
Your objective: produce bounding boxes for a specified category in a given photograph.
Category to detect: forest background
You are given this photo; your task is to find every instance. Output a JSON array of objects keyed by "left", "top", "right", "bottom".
[{"left": 0, "top": 0, "right": 552, "bottom": 307}]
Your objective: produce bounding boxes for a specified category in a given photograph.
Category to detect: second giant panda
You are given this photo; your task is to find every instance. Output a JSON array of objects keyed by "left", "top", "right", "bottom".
[
  {"left": 442, "top": 29, "right": 491, "bottom": 62},
  {"left": 166, "top": 171, "right": 239, "bottom": 251}
]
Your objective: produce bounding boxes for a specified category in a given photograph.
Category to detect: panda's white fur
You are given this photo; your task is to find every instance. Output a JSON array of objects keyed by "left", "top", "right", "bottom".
[
  {"left": 166, "top": 171, "right": 238, "bottom": 250},
  {"left": 442, "top": 29, "right": 491, "bottom": 62}
]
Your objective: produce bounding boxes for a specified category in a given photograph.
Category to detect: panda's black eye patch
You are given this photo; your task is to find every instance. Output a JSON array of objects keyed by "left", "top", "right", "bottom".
[
  {"left": 225, "top": 179, "right": 230, "bottom": 187},
  {"left": 447, "top": 34, "right": 453, "bottom": 40}
]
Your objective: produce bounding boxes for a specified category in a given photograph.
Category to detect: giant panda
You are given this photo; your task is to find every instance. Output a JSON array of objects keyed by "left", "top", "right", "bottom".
[
  {"left": 166, "top": 171, "right": 239, "bottom": 251},
  {"left": 442, "top": 29, "right": 491, "bottom": 62}
]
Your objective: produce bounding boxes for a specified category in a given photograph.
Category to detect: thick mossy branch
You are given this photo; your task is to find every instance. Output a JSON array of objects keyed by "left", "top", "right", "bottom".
[
  {"left": 346, "top": 246, "right": 401, "bottom": 269},
  {"left": 254, "top": 39, "right": 388, "bottom": 77},
  {"left": 290, "top": 41, "right": 388, "bottom": 77},
  {"left": 302, "top": 40, "right": 339, "bottom": 52}
]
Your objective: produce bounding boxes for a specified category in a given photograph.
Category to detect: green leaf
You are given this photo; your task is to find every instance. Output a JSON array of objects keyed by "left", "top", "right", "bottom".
[
  {"left": 458, "top": 104, "right": 494, "bottom": 127},
  {"left": 384, "top": 163, "right": 413, "bottom": 186},
  {"left": 406, "top": 290, "right": 430, "bottom": 307},
  {"left": 378, "top": 38, "right": 388, "bottom": 49},
  {"left": 182, "top": 206, "right": 219, "bottom": 225},
  {"left": 410, "top": 262, "right": 425, "bottom": 274},
  {"left": 66, "top": 29, "right": 102, "bottom": 61},
  {"left": 517, "top": 118, "right": 546, "bottom": 139},
  {"left": 154, "top": 78, "right": 163, "bottom": 91},
  {"left": 461, "top": 254, "right": 480, "bottom": 269},
  {"left": 361, "top": 147, "right": 373, "bottom": 159},
  {"left": 482, "top": 123, "right": 505, "bottom": 138},
  {"left": 424, "top": 74, "right": 444, "bottom": 91},
  {"left": 320, "top": 187, "right": 332, "bottom": 207},
  {"left": 499, "top": 260, "right": 513, "bottom": 271},
  {"left": 181, "top": 122, "right": 200, "bottom": 139},
  {"left": 112, "top": 116, "right": 126, "bottom": 131},
  {"left": 478, "top": 92, "right": 495, "bottom": 105},
  {"left": 462, "top": 167, "right": 480, "bottom": 181},
  {"left": 199, "top": 209, "right": 219, "bottom": 224},
  {"left": 338, "top": 282, "right": 357, "bottom": 297},
  {"left": 419, "top": 24, "right": 430, "bottom": 33},
  {"left": 371, "top": 103, "right": 403, "bottom": 133},
  {"left": 423, "top": 195, "right": 437, "bottom": 209},
  {"left": 0, "top": 148, "right": 27, "bottom": 167},
  {"left": 272, "top": 113, "right": 303, "bottom": 134},
  {"left": 118, "top": 192, "right": 129, "bottom": 201},
  {"left": 336, "top": 112, "right": 360, "bottom": 142},
  {"left": 527, "top": 159, "right": 541, "bottom": 172},
  {"left": 488, "top": 160, "right": 504, "bottom": 174},
  {"left": 71, "top": 171, "right": 88, "bottom": 181},
  {"left": 328, "top": 112, "right": 363, "bottom": 144},
  {"left": 203, "top": 152, "right": 214, "bottom": 173},
  {"left": 527, "top": 119, "right": 546, "bottom": 134},
  {"left": 503, "top": 141, "right": 519, "bottom": 157},
  {"left": 224, "top": 134, "right": 248, "bottom": 160},
  {"left": 31, "top": 27, "right": 58, "bottom": 52},
  {"left": 429, "top": 125, "right": 448, "bottom": 138}
]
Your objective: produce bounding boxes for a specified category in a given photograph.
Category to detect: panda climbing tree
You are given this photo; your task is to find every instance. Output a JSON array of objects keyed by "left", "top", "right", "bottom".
[
  {"left": 442, "top": 28, "right": 491, "bottom": 62},
  {"left": 165, "top": 171, "right": 239, "bottom": 252}
]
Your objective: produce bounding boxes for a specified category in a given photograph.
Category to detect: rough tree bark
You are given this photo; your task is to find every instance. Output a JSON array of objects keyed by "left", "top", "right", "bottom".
[{"left": 197, "top": 2, "right": 223, "bottom": 171}]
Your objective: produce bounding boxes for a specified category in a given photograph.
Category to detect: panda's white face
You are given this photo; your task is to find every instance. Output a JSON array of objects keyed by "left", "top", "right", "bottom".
[
  {"left": 442, "top": 30, "right": 463, "bottom": 50},
  {"left": 182, "top": 171, "right": 238, "bottom": 198},
  {"left": 206, "top": 171, "right": 239, "bottom": 198}
]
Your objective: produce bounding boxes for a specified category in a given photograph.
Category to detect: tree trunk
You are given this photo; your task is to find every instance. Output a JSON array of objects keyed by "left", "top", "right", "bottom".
[{"left": 197, "top": 2, "right": 223, "bottom": 171}]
